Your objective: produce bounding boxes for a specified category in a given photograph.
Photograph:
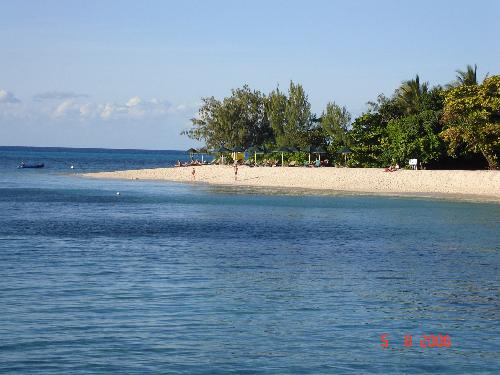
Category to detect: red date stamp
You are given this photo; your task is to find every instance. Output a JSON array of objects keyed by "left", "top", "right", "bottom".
[{"left": 380, "top": 333, "right": 451, "bottom": 348}]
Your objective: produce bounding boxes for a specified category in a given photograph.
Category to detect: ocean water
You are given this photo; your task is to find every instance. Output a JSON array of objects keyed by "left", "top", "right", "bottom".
[{"left": 0, "top": 146, "right": 499, "bottom": 374}]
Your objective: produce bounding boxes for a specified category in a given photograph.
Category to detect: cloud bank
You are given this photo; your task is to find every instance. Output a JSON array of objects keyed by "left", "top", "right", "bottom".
[
  {"left": 0, "top": 88, "right": 198, "bottom": 148},
  {"left": 0, "top": 88, "right": 194, "bottom": 123}
]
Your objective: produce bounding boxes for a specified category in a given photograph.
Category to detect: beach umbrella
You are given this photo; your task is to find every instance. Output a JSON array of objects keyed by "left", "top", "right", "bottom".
[
  {"left": 314, "top": 146, "right": 327, "bottom": 162},
  {"left": 246, "top": 146, "right": 264, "bottom": 164},
  {"left": 286, "top": 147, "right": 299, "bottom": 166},
  {"left": 213, "top": 146, "right": 231, "bottom": 164},
  {"left": 274, "top": 146, "right": 290, "bottom": 166},
  {"left": 301, "top": 145, "right": 315, "bottom": 164},
  {"left": 213, "top": 146, "right": 231, "bottom": 153},
  {"left": 198, "top": 147, "right": 209, "bottom": 163},
  {"left": 338, "top": 146, "right": 352, "bottom": 165},
  {"left": 231, "top": 146, "right": 245, "bottom": 164},
  {"left": 186, "top": 147, "right": 198, "bottom": 160}
]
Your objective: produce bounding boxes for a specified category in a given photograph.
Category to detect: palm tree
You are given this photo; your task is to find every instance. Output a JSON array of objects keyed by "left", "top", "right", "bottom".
[
  {"left": 396, "top": 74, "right": 429, "bottom": 115},
  {"left": 455, "top": 64, "right": 478, "bottom": 86}
]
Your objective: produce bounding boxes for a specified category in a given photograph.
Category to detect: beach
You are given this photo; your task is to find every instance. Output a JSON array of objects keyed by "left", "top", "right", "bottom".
[{"left": 84, "top": 166, "right": 500, "bottom": 201}]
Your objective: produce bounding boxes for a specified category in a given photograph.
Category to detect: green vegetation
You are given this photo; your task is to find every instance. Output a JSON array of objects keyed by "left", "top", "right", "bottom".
[
  {"left": 441, "top": 75, "right": 500, "bottom": 169},
  {"left": 182, "top": 85, "right": 271, "bottom": 150},
  {"left": 183, "top": 66, "right": 499, "bottom": 169},
  {"left": 321, "top": 102, "right": 351, "bottom": 152},
  {"left": 266, "top": 82, "right": 313, "bottom": 148}
]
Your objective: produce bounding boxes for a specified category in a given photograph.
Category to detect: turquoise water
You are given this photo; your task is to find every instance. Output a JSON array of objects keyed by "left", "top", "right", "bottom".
[{"left": 0, "top": 147, "right": 499, "bottom": 374}]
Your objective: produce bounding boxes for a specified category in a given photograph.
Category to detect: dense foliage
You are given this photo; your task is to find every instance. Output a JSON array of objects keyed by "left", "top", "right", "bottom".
[
  {"left": 441, "top": 75, "right": 500, "bottom": 169},
  {"left": 183, "top": 67, "right": 499, "bottom": 169},
  {"left": 384, "top": 110, "right": 443, "bottom": 165},
  {"left": 182, "top": 85, "right": 271, "bottom": 149},
  {"left": 266, "top": 82, "right": 314, "bottom": 148}
]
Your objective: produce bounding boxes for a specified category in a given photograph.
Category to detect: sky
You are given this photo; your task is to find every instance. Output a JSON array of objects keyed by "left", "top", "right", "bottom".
[{"left": 1, "top": 0, "right": 499, "bottom": 150}]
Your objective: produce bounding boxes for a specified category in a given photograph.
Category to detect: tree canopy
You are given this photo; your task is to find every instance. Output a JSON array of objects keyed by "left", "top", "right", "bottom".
[
  {"left": 441, "top": 75, "right": 500, "bottom": 169},
  {"left": 455, "top": 64, "right": 478, "bottom": 86},
  {"left": 185, "top": 81, "right": 319, "bottom": 150},
  {"left": 182, "top": 85, "right": 270, "bottom": 149}
]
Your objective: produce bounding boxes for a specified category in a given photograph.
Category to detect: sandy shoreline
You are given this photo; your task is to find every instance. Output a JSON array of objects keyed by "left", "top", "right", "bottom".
[{"left": 81, "top": 166, "right": 500, "bottom": 202}]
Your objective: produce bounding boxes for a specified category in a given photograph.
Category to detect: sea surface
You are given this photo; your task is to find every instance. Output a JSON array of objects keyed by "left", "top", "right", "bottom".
[{"left": 0, "top": 146, "right": 499, "bottom": 374}]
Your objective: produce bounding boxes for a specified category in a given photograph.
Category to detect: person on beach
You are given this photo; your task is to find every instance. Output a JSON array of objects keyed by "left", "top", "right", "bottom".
[
  {"left": 234, "top": 163, "right": 238, "bottom": 181},
  {"left": 384, "top": 164, "right": 400, "bottom": 172},
  {"left": 192, "top": 167, "right": 196, "bottom": 181}
]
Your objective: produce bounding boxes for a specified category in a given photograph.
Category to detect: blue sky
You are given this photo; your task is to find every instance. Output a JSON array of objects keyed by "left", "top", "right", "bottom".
[{"left": 1, "top": 0, "right": 499, "bottom": 149}]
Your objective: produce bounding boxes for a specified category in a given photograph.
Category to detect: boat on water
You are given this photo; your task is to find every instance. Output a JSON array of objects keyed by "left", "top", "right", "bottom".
[{"left": 18, "top": 163, "right": 45, "bottom": 169}]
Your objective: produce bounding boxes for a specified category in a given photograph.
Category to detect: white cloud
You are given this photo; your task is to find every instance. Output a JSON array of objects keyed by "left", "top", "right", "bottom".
[
  {"left": 53, "top": 100, "right": 75, "bottom": 117},
  {"left": 0, "top": 89, "right": 21, "bottom": 104},
  {"left": 126, "top": 96, "right": 142, "bottom": 107},
  {"left": 100, "top": 103, "right": 115, "bottom": 119},
  {"left": 96, "top": 96, "right": 185, "bottom": 120},
  {"left": 79, "top": 103, "right": 93, "bottom": 117}
]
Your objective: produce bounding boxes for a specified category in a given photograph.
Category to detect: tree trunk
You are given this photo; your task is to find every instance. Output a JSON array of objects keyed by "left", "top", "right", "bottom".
[{"left": 480, "top": 148, "right": 499, "bottom": 170}]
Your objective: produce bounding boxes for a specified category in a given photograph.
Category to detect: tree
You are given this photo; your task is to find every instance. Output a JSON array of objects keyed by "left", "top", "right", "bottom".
[
  {"left": 441, "top": 75, "right": 500, "bottom": 169},
  {"left": 265, "top": 87, "right": 287, "bottom": 146},
  {"left": 183, "top": 96, "right": 222, "bottom": 148},
  {"left": 348, "top": 112, "right": 387, "bottom": 167},
  {"left": 321, "top": 102, "right": 351, "bottom": 144},
  {"left": 384, "top": 110, "right": 443, "bottom": 166},
  {"left": 367, "top": 94, "right": 404, "bottom": 122},
  {"left": 350, "top": 83, "right": 446, "bottom": 168},
  {"left": 455, "top": 64, "right": 478, "bottom": 86},
  {"left": 230, "top": 86, "right": 272, "bottom": 147},
  {"left": 283, "top": 81, "right": 312, "bottom": 147},
  {"left": 183, "top": 85, "right": 271, "bottom": 149},
  {"left": 265, "top": 81, "right": 313, "bottom": 147},
  {"left": 306, "top": 122, "right": 328, "bottom": 148},
  {"left": 395, "top": 75, "right": 429, "bottom": 115}
]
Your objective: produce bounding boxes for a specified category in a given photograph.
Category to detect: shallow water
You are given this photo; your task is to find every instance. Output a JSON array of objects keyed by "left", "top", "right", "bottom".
[{"left": 0, "top": 147, "right": 499, "bottom": 374}]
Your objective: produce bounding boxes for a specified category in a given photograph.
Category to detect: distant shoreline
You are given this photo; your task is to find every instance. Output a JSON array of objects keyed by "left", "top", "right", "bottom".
[{"left": 82, "top": 166, "right": 500, "bottom": 202}]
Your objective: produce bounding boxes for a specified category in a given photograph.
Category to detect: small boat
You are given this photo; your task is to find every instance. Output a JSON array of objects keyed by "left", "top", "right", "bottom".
[{"left": 18, "top": 163, "right": 45, "bottom": 169}]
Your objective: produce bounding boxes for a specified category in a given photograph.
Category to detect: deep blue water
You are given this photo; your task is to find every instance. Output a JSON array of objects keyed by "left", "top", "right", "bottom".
[{"left": 0, "top": 146, "right": 499, "bottom": 374}]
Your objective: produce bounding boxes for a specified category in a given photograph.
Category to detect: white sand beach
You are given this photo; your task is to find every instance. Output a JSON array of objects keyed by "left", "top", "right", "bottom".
[{"left": 83, "top": 166, "right": 500, "bottom": 201}]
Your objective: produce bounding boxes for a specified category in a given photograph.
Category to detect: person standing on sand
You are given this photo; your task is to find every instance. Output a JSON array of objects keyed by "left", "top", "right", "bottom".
[
  {"left": 192, "top": 167, "right": 196, "bottom": 181},
  {"left": 234, "top": 163, "right": 238, "bottom": 181}
]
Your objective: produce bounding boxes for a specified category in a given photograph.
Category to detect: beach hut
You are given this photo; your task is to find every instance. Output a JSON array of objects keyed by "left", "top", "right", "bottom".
[
  {"left": 231, "top": 146, "right": 245, "bottom": 163},
  {"left": 314, "top": 146, "right": 327, "bottom": 162},
  {"left": 213, "top": 145, "right": 231, "bottom": 164},
  {"left": 301, "top": 145, "right": 315, "bottom": 164},
  {"left": 197, "top": 147, "right": 209, "bottom": 163},
  {"left": 186, "top": 147, "right": 198, "bottom": 160},
  {"left": 286, "top": 147, "right": 299, "bottom": 166},
  {"left": 274, "top": 146, "right": 291, "bottom": 166},
  {"left": 245, "top": 146, "right": 264, "bottom": 164},
  {"left": 338, "top": 146, "right": 352, "bottom": 165}
]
